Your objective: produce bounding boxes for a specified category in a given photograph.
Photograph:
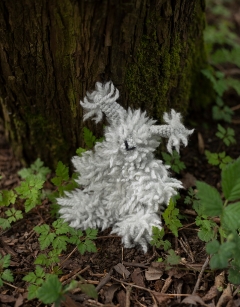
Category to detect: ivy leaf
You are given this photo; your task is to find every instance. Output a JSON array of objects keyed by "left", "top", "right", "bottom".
[
  {"left": 37, "top": 275, "right": 63, "bottom": 305},
  {"left": 196, "top": 181, "right": 223, "bottom": 216}
]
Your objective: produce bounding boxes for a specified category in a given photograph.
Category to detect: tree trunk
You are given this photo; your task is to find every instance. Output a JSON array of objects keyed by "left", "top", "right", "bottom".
[{"left": 0, "top": 0, "right": 208, "bottom": 167}]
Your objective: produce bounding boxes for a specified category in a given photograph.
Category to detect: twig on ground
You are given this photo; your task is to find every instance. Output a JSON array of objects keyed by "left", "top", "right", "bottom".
[
  {"left": 125, "top": 285, "right": 132, "bottom": 307},
  {"left": 95, "top": 268, "right": 114, "bottom": 292},
  {"left": 122, "top": 261, "right": 149, "bottom": 269},
  {"left": 192, "top": 256, "right": 210, "bottom": 295},
  {"left": 111, "top": 276, "right": 190, "bottom": 297},
  {"left": 59, "top": 246, "right": 78, "bottom": 269},
  {"left": 60, "top": 265, "right": 91, "bottom": 285},
  {"left": 161, "top": 276, "right": 172, "bottom": 293}
]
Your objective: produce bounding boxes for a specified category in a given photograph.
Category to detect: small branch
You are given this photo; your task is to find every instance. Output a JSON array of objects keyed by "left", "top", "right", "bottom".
[
  {"left": 122, "top": 261, "right": 149, "bottom": 269},
  {"left": 95, "top": 268, "right": 113, "bottom": 292},
  {"left": 192, "top": 256, "right": 210, "bottom": 295}
]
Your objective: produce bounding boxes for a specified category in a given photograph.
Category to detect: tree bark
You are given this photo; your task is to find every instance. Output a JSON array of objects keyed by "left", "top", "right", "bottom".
[{"left": 0, "top": 0, "right": 208, "bottom": 167}]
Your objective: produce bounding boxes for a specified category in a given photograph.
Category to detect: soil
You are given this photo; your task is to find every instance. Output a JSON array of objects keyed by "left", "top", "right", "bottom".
[{"left": 1, "top": 2, "right": 240, "bottom": 307}]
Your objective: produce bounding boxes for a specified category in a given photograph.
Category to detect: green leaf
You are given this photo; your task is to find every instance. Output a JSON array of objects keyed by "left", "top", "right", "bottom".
[
  {"left": 222, "top": 202, "right": 240, "bottom": 231},
  {"left": 84, "top": 239, "right": 97, "bottom": 253},
  {"left": 0, "top": 218, "right": 11, "bottom": 230},
  {"left": 0, "top": 190, "right": 17, "bottom": 206},
  {"left": 222, "top": 158, "right": 240, "bottom": 201},
  {"left": 53, "top": 219, "right": 71, "bottom": 235},
  {"left": 228, "top": 268, "right": 240, "bottom": 285},
  {"left": 37, "top": 275, "right": 63, "bottom": 305},
  {"left": 55, "top": 161, "right": 69, "bottom": 181},
  {"left": 196, "top": 181, "right": 223, "bottom": 216},
  {"left": 209, "top": 242, "right": 235, "bottom": 269},
  {"left": 1, "top": 254, "right": 11, "bottom": 268},
  {"left": 83, "top": 127, "right": 96, "bottom": 149},
  {"left": 76, "top": 147, "right": 87, "bottom": 156},
  {"left": 162, "top": 198, "right": 182, "bottom": 236},
  {"left": 166, "top": 249, "right": 181, "bottom": 265},
  {"left": 79, "top": 283, "right": 98, "bottom": 299},
  {"left": 196, "top": 217, "right": 216, "bottom": 242},
  {"left": 18, "top": 158, "right": 50, "bottom": 180},
  {"left": 2, "top": 269, "right": 14, "bottom": 282},
  {"left": 206, "top": 239, "right": 220, "bottom": 254},
  {"left": 27, "top": 284, "right": 39, "bottom": 300},
  {"left": 52, "top": 235, "right": 68, "bottom": 251},
  {"left": 85, "top": 228, "right": 98, "bottom": 240}
]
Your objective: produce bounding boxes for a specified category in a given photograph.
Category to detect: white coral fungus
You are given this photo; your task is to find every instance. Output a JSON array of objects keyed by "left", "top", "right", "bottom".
[{"left": 58, "top": 82, "right": 193, "bottom": 252}]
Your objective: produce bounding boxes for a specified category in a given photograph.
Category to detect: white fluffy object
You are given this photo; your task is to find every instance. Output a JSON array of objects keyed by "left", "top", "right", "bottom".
[{"left": 58, "top": 82, "right": 193, "bottom": 252}]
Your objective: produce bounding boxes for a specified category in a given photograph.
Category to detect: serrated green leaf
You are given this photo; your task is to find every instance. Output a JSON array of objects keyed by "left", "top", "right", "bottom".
[
  {"left": 27, "top": 284, "right": 39, "bottom": 300},
  {"left": 23, "top": 272, "right": 37, "bottom": 283},
  {"left": 76, "top": 147, "right": 87, "bottom": 157},
  {"left": 228, "top": 268, "right": 240, "bottom": 285},
  {"left": 166, "top": 249, "right": 181, "bottom": 265},
  {"left": 85, "top": 228, "right": 98, "bottom": 239},
  {"left": 84, "top": 239, "right": 97, "bottom": 253},
  {"left": 34, "top": 224, "right": 50, "bottom": 235},
  {"left": 77, "top": 242, "right": 87, "bottom": 255},
  {"left": 55, "top": 161, "right": 69, "bottom": 181},
  {"left": 18, "top": 158, "right": 50, "bottom": 180},
  {"left": 209, "top": 242, "right": 235, "bottom": 269},
  {"left": 222, "top": 202, "right": 240, "bottom": 231},
  {"left": 34, "top": 254, "right": 48, "bottom": 266},
  {"left": 53, "top": 219, "right": 71, "bottom": 235},
  {"left": 0, "top": 218, "right": 11, "bottom": 230},
  {"left": 198, "top": 227, "right": 215, "bottom": 242},
  {"left": 35, "top": 266, "right": 46, "bottom": 279},
  {"left": 2, "top": 269, "right": 14, "bottom": 282},
  {"left": 83, "top": 127, "right": 96, "bottom": 149},
  {"left": 206, "top": 240, "right": 220, "bottom": 254},
  {"left": 79, "top": 283, "right": 98, "bottom": 299},
  {"left": 1, "top": 254, "right": 11, "bottom": 268},
  {"left": 196, "top": 181, "right": 223, "bottom": 216},
  {"left": 37, "top": 275, "right": 63, "bottom": 305},
  {"left": 222, "top": 158, "right": 240, "bottom": 201},
  {"left": 52, "top": 235, "right": 68, "bottom": 251},
  {"left": 39, "top": 233, "right": 56, "bottom": 250},
  {"left": 0, "top": 190, "right": 17, "bottom": 206}
]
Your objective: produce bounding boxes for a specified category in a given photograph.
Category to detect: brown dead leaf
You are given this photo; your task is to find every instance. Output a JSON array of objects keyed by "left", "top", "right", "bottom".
[
  {"left": 181, "top": 172, "right": 197, "bottom": 189},
  {"left": 216, "top": 284, "right": 233, "bottom": 307},
  {"left": 152, "top": 291, "right": 171, "bottom": 305},
  {"left": 14, "top": 294, "right": 24, "bottom": 307},
  {"left": 198, "top": 132, "right": 205, "bottom": 154},
  {"left": 0, "top": 294, "right": 16, "bottom": 303},
  {"left": 202, "top": 285, "right": 219, "bottom": 302},
  {"left": 116, "top": 290, "right": 126, "bottom": 307},
  {"left": 181, "top": 295, "right": 209, "bottom": 306},
  {"left": 145, "top": 262, "right": 164, "bottom": 281},
  {"left": 131, "top": 268, "right": 145, "bottom": 287},
  {"left": 167, "top": 267, "right": 188, "bottom": 279},
  {"left": 104, "top": 284, "right": 120, "bottom": 304},
  {"left": 113, "top": 263, "right": 130, "bottom": 278},
  {"left": 215, "top": 271, "right": 225, "bottom": 292}
]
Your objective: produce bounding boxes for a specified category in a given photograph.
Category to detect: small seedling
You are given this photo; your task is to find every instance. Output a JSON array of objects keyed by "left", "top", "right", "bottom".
[
  {"left": 205, "top": 150, "right": 232, "bottom": 169},
  {"left": 161, "top": 150, "right": 186, "bottom": 174},
  {"left": 216, "top": 124, "right": 236, "bottom": 146},
  {"left": 0, "top": 254, "right": 14, "bottom": 286},
  {"left": 162, "top": 197, "right": 182, "bottom": 237}
]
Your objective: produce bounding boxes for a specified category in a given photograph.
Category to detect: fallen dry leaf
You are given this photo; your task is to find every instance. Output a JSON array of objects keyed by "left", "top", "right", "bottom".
[
  {"left": 198, "top": 132, "right": 205, "bottom": 154},
  {"left": 202, "top": 285, "right": 219, "bottom": 302},
  {"left": 181, "top": 172, "right": 197, "bottom": 189},
  {"left": 131, "top": 268, "right": 145, "bottom": 287},
  {"left": 216, "top": 284, "right": 233, "bottom": 307},
  {"left": 114, "top": 263, "right": 130, "bottom": 278},
  {"left": 145, "top": 263, "right": 164, "bottom": 281},
  {"left": 181, "top": 294, "right": 209, "bottom": 306},
  {"left": 104, "top": 284, "right": 120, "bottom": 304},
  {"left": 14, "top": 294, "right": 24, "bottom": 307},
  {"left": 116, "top": 290, "right": 126, "bottom": 307},
  {"left": 152, "top": 291, "right": 171, "bottom": 305}
]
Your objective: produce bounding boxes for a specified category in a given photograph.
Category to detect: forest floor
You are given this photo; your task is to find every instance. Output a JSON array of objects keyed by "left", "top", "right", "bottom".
[{"left": 1, "top": 1, "right": 240, "bottom": 307}]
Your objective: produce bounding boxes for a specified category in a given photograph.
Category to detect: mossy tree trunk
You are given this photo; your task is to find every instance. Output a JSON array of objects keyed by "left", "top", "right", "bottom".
[{"left": 0, "top": 0, "right": 208, "bottom": 167}]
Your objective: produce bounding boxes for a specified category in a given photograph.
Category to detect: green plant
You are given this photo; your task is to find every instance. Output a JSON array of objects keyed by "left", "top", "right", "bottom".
[
  {"left": 196, "top": 157, "right": 240, "bottom": 284},
  {"left": 0, "top": 254, "right": 14, "bottom": 286},
  {"left": 161, "top": 150, "right": 186, "bottom": 174},
  {"left": 216, "top": 124, "right": 236, "bottom": 146},
  {"left": 150, "top": 227, "right": 171, "bottom": 251},
  {"left": 76, "top": 126, "right": 104, "bottom": 156},
  {"left": 185, "top": 188, "right": 217, "bottom": 242},
  {"left": 205, "top": 150, "right": 232, "bottom": 169},
  {"left": 162, "top": 197, "right": 182, "bottom": 237}
]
